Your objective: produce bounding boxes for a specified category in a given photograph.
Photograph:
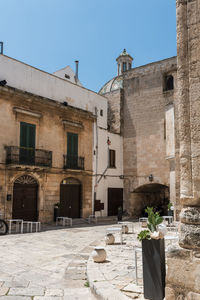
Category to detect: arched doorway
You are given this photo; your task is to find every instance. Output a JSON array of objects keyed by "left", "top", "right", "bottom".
[
  {"left": 131, "top": 183, "right": 169, "bottom": 217},
  {"left": 13, "top": 175, "right": 38, "bottom": 221},
  {"left": 60, "top": 178, "right": 81, "bottom": 218}
]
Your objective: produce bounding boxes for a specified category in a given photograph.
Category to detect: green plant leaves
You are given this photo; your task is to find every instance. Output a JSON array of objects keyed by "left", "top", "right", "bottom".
[{"left": 137, "top": 230, "right": 151, "bottom": 241}]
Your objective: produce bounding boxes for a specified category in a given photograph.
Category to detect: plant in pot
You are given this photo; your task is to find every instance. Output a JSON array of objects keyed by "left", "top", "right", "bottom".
[
  {"left": 137, "top": 207, "right": 166, "bottom": 300},
  {"left": 54, "top": 202, "right": 60, "bottom": 222},
  {"left": 167, "top": 202, "right": 173, "bottom": 217}
]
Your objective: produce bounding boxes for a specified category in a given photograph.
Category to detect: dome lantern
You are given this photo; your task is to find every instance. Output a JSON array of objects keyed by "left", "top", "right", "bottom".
[{"left": 116, "top": 49, "right": 133, "bottom": 76}]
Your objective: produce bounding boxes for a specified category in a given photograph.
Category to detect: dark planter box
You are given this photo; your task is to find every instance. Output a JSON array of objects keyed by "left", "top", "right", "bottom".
[
  {"left": 142, "top": 239, "right": 166, "bottom": 300},
  {"left": 54, "top": 207, "right": 60, "bottom": 222},
  {"left": 117, "top": 212, "right": 122, "bottom": 221},
  {"left": 168, "top": 210, "right": 173, "bottom": 217}
]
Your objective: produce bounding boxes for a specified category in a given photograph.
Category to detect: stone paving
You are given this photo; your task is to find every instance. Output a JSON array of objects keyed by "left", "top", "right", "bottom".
[
  {"left": 87, "top": 223, "right": 179, "bottom": 300},
  {"left": 0, "top": 222, "right": 178, "bottom": 300},
  {"left": 0, "top": 223, "right": 107, "bottom": 299}
]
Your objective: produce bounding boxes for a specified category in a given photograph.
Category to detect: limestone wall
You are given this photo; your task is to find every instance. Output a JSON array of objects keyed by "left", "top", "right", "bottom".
[
  {"left": 166, "top": 0, "right": 200, "bottom": 298},
  {"left": 122, "top": 57, "right": 177, "bottom": 214}
]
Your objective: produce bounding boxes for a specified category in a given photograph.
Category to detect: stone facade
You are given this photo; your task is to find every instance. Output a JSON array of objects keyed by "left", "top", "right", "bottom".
[
  {"left": 166, "top": 0, "right": 200, "bottom": 298},
  {"left": 0, "top": 85, "right": 94, "bottom": 222},
  {"left": 101, "top": 56, "right": 178, "bottom": 217}
]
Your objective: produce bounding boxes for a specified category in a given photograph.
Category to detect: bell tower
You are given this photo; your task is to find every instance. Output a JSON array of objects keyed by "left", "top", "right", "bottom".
[{"left": 116, "top": 49, "right": 133, "bottom": 76}]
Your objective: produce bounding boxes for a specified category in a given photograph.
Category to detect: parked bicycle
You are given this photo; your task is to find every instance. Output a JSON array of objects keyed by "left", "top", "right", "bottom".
[{"left": 0, "top": 219, "right": 8, "bottom": 235}]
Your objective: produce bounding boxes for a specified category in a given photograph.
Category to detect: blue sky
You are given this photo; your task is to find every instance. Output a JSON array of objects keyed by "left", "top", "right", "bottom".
[{"left": 0, "top": 0, "right": 176, "bottom": 92}]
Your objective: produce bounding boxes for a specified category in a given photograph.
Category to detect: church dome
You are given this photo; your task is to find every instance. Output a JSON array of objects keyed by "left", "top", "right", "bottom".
[{"left": 99, "top": 76, "right": 123, "bottom": 95}]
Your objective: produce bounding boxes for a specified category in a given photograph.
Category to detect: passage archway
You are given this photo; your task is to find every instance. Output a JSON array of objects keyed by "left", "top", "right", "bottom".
[
  {"left": 131, "top": 183, "right": 169, "bottom": 217},
  {"left": 60, "top": 178, "right": 81, "bottom": 218},
  {"left": 13, "top": 175, "right": 38, "bottom": 221}
]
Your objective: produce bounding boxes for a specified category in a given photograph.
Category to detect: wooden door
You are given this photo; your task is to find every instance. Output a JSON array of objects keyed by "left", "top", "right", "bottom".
[
  {"left": 108, "top": 188, "right": 123, "bottom": 216},
  {"left": 60, "top": 184, "right": 81, "bottom": 218},
  {"left": 13, "top": 184, "right": 38, "bottom": 221},
  {"left": 20, "top": 122, "right": 36, "bottom": 165}
]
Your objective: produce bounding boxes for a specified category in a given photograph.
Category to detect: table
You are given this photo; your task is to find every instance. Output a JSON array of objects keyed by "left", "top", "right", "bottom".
[
  {"left": 139, "top": 217, "right": 148, "bottom": 222},
  {"left": 106, "top": 227, "right": 123, "bottom": 245},
  {"left": 56, "top": 217, "right": 72, "bottom": 227},
  {"left": 23, "top": 221, "right": 41, "bottom": 233},
  {"left": 118, "top": 221, "right": 134, "bottom": 233},
  {"left": 134, "top": 247, "right": 142, "bottom": 286},
  {"left": 163, "top": 216, "right": 173, "bottom": 224},
  {"left": 8, "top": 219, "right": 23, "bottom": 234}
]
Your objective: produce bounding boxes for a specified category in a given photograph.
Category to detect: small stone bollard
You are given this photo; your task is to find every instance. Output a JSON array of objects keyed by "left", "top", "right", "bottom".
[
  {"left": 92, "top": 247, "right": 107, "bottom": 263},
  {"left": 122, "top": 225, "right": 128, "bottom": 234},
  {"left": 105, "top": 233, "right": 115, "bottom": 245}
]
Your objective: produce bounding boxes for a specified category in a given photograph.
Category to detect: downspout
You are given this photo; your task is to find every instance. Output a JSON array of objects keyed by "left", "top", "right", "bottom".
[{"left": 93, "top": 107, "right": 98, "bottom": 214}]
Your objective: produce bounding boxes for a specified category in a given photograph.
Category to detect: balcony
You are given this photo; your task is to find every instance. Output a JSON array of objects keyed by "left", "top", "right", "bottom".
[
  {"left": 5, "top": 146, "right": 52, "bottom": 168},
  {"left": 64, "top": 155, "right": 84, "bottom": 170}
]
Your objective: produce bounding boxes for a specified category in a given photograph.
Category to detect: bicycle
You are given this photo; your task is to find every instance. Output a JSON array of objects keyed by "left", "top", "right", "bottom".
[{"left": 0, "top": 219, "right": 8, "bottom": 235}]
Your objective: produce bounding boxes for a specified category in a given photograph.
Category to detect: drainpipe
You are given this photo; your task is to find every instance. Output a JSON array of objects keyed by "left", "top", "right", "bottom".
[{"left": 93, "top": 107, "right": 98, "bottom": 214}]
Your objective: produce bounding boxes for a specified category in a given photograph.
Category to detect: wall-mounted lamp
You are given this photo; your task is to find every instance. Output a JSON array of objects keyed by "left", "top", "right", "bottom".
[
  {"left": 149, "top": 174, "right": 153, "bottom": 182},
  {"left": 107, "top": 137, "right": 111, "bottom": 145},
  {"left": 119, "top": 175, "right": 124, "bottom": 179}
]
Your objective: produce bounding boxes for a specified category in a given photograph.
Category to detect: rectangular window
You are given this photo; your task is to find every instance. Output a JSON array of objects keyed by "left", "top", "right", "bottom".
[
  {"left": 109, "top": 149, "right": 116, "bottom": 168},
  {"left": 20, "top": 122, "right": 36, "bottom": 165}
]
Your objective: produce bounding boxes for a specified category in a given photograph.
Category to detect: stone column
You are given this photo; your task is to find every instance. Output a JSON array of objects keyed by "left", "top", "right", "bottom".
[{"left": 166, "top": 0, "right": 200, "bottom": 299}]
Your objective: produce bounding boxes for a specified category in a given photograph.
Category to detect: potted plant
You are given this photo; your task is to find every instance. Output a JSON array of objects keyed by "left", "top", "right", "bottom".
[
  {"left": 54, "top": 202, "right": 60, "bottom": 222},
  {"left": 137, "top": 207, "right": 166, "bottom": 300},
  {"left": 167, "top": 202, "right": 173, "bottom": 217}
]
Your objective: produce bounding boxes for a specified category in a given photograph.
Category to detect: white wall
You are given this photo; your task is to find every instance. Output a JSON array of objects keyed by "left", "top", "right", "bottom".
[
  {"left": 94, "top": 129, "right": 123, "bottom": 216},
  {"left": 0, "top": 55, "right": 107, "bottom": 129}
]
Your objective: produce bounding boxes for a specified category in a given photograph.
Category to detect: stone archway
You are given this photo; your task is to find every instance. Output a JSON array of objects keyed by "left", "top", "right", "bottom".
[
  {"left": 130, "top": 183, "right": 169, "bottom": 217},
  {"left": 60, "top": 177, "right": 82, "bottom": 218},
  {"left": 13, "top": 175, "right": 38, "bottom": 221}
]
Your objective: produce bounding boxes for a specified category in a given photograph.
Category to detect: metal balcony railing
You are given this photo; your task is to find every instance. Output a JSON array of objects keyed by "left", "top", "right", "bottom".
[
  {"left": 5, "top": 146, "right": 52, "bottom": 168},
  {"left": 63, "top": 155, "right": 84, "bottom": 170}
]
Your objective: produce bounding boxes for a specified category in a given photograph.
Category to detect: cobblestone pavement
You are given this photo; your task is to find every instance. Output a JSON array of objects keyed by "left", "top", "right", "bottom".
[
  {"left": 0, "top": 222, "right": 178, "bottom": 300},
  {"left": 0, "top": 223, "right": 108, "bottom": 300}
]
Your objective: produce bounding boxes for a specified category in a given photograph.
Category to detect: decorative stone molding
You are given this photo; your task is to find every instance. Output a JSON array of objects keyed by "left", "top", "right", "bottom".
[
  {"left": 62, "top": 120, "right": 84, "bottom": 129},
  {"left": 13, "top": 107, "right": 42, "bottom": 118}
]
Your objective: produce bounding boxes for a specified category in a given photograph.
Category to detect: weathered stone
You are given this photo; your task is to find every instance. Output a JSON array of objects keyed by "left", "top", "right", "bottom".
[
  {"left": 187, "top": 292, "right": 200, "bottom": 300},
  {"left": 180, "top": 207, "right": 200, "bottom": 224},
  {"left": 179, "top": 223, "right": 200, "bottom": 249},
  {"left": 165, "top": 287, "right": 176, "bottom": 300}
]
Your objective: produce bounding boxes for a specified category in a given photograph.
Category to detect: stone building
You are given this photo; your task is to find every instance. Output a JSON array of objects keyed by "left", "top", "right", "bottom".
[
  {"left": 0, "top": 54, "right": 124, "bottom": 221},
  {"left": 0, "top": 84, "right": 95, "bottom": 222},
  {"left": 166, "top": 0, "right": 200, "bottom": 298},
  {"left": 100, "top": 50, "right": 178, "bottom": 217}
]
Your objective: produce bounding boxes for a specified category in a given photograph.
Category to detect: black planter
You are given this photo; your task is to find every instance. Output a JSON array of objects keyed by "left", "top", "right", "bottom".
[
  {"left": 54, "top": 207, "right": 60, "bottom": 222},
  {"left": 168, "top": 210, "right": 173, "bottom": 217},
  {"left": 142, "top": 239, "right": 166, "bottom": 300},
  {"left": 117, "top": 212, "right": 122, "bottom": 221}
]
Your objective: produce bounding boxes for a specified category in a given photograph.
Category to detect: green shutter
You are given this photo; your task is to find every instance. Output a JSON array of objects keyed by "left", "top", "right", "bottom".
[
  {"left": 67, "top": 132, "right": 78, "bottom": 156},
  {"left": 20, "top": 122, "right": 35, "bottom": 148}
]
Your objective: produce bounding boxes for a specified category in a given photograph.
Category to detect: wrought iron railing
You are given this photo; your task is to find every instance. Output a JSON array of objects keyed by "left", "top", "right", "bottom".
[
  {"left": 63, "top": 155, "right": 84, "bottom": 170},
  {"left": 5, "top": 146, "right": 52, "bottom": 168}
]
